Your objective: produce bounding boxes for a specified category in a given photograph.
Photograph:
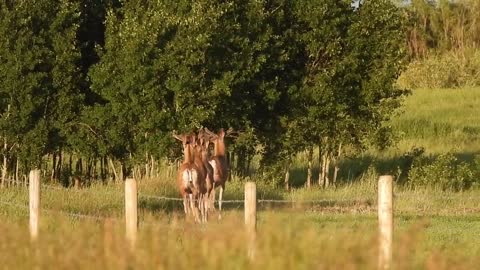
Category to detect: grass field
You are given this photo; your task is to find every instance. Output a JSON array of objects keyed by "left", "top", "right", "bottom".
[
  {"left": 389, "top": 87, "right": 480, "bottom": 155},
  {"left": 1, "top": 88, "right": 480, "bottom": 269}
]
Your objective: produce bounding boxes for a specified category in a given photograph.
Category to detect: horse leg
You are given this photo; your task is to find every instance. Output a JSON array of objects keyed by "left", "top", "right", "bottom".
[
  {"left": 189, "top": 193, "right": 197, "bottom": 222},
  {"left": 218, "top": 185, "right": 224, "bottom": 220},
  {"left": 211, "top": 182, "right": 216, "bottom": 211},
  {"left": 204, "top": 195, "right": 209, "bottom": 222},
  {"left": 200, "top": 194, "right": 206, "bottom": 223},
  {"left": 183, "top": 196, "right": 189, "bottom": 216}
]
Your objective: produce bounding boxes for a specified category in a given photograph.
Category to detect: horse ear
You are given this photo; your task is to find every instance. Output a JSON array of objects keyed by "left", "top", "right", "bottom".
[
  {"left": 225, "top": 127, "right": 234, "bottom": 136},
  {"left": 204, "top": 128, "right": 215, "bottom": 136},
  {"left": 204, "top": 128, "right": 219, "bottom": 141},
  {"left": 219, "top": 128, "right": 225, "bottom": 138},
  {"left": 172, "top": 133, "right": 183, "bottom": 141}
]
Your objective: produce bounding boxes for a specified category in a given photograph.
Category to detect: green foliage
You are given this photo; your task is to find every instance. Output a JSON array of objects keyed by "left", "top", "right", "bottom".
[
  {"left": 259, "top": 0, "right": 409, "bottom": 181},
  {"left": 408, "top": 153, "right": 479, "bottom": 191},
  {"left": 0, "top": 0, "right": 411, "bottom": 183},
  {"left": 0, "top": 0, "right": 83, "bottom": 168},
  {"left": 397, "top": 146, "right": 425, "bottom": 182},
  {"left": 87, "top": 0, "right": 177, "bottom": 164}
]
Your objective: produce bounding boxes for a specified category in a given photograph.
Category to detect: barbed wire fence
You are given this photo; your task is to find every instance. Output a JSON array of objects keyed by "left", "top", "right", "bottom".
[
  {"left": 0, "top": 179, "right": 375, "bottom": 227},
  {"left": 4, "top": 176, "right": 470, "bottom": 227},
  {"left": 1, "top": 171, "right": 396, "bottom": 267}
]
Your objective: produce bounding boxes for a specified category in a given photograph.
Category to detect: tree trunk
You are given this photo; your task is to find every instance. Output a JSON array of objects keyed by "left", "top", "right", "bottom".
[
  {"left": 332, "top": 142, "right": 342, "bottom": 187},
  {"left": 230, "top": 152, "right": 235, "bottom": 180},
  {"left": 86, "top": 157, "right": 92, "bottom": 182},
  {"left": 1, "top": 137, "right": 7, "bottom": 188},
  {"left": 307, "top": 147, "right": 313, "bottom": 189},
  {"left": 57, "top": 150, "right": 63, "bottom": 182},
  {"left": 246, "top": 155, "right": 251, "bottom": 177},
  {"left": 15, "top": 157, "right": 19, "bottom": 185},
  {"left": 93, "top": 158, "right": 97, "bottom": 180},
  {"left": 325, "top": 155, "right": 331, "bottom": 188},
  {"left": 145, "top": 152, "right": 150, "bottom": 179},
  {"left": 318, "top": 143, "right": 323, "bottom": 187},
  {"left": 76, "top": 157, "right": 83, "bottom": 176},
  {"left": 69, "top": 153, "right": 73, "bottom": 174},
  {"left": 284, "top": 158, "right": 291, "bottom": 191},
  {"left": 100, "top": 156, "right": 106, "bottom": 182},
  {"left": 321, "top": 153, "right": 327, "bottom": 188},
  {"left": 51, "top": 153, "right": 57, "bottom": 182},
  {"left": 150, "top": 155, "right": 155, "bottom": 178},
  {"left": 120, "top": 160, "right": 129, "bottom": 181},
  {"left": 108, "top": 158, "right": 119, "bottom": 182},
  {"left": 230, "top": 152, "right": 236, "bottom": 176}
]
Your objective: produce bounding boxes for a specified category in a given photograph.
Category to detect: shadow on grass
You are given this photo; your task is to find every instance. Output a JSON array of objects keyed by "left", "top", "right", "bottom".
[
  {"left": 287, "top": 151, "right": 480, "bottom": 188},
  {"left": 138, "top": 195, "right": 374, "bottom": 216}
]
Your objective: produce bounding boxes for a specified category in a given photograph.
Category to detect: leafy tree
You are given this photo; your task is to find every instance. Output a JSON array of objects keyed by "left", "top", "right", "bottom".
[
  {"left": 88, "top": 0, "right": 306, "bottom": 178},
  {"left": 261, "top": 0, "right": 409, "bottom": 188},
  {"left": 0, "top": 0, "right": 83, "bottom": 176}
]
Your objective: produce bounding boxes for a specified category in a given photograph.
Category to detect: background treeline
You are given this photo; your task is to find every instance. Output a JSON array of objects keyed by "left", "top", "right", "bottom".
[
  {"left": 0, "top": 0, "right": 410, "bottom": 187},
  {"left": 398, "top": 0, "right": 480, "bottom": 88}
]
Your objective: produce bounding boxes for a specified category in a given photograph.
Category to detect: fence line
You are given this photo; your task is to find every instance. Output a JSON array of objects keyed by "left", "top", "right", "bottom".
[
  {"left": 35, "top": 183, "right": 372, "bottom": 204},
  {"left": 4, "top": 173, "right": 396, "bottom": 267},
  {"left": 0, "top": 199, "right": 220, "bottom": 232},
  {"left": 5, "top": 179, "right": 467, "bottom": 203},
  {"left": 0, "top": 199, "right": 118, "bottom": 221}
]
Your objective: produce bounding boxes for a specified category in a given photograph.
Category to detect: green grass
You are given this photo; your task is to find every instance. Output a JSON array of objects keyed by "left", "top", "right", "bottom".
[
  {"left": 389, "top": 87, "right": 480, "bottom": 155},
  {"left": 1, "top": 177, "right": 480, "bottom": 269}
]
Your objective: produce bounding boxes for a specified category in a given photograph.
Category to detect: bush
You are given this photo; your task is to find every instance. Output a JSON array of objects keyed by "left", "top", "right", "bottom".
[
  {"left": 397, "top": 146, "right": 425, "bottom": 183},
  {"left": 408, "top": 153, "right": 479, "bottom": 191},
  {"left": 398, "top": 49, "right": 480, "bottom": 89}
]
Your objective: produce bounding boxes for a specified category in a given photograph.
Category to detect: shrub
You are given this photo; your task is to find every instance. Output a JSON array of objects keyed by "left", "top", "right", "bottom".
[
  {"left": 408, "top": 153, "right": 478, "bottom": 191},
  {"left": 398, "top": 49, "right": 480, "bottom": 89},
  {"left": 397, "top": 146, "right": 425, "bottom": 183}
]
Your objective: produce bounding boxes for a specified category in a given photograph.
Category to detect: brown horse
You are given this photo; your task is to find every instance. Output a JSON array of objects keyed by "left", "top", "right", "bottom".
[
  {"left": 204, "top": 128, "right": 230, "bottom": 218},
  {"left": 173, "top": 133, "right": 207, "bottom": 222}
]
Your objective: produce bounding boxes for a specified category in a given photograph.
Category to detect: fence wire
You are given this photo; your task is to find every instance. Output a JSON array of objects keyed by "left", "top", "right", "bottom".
[
  {"left": 0, "top": 199, "right": 119, "bottom": 222},
  {"left": 0, "top": 200, "right": 230, "bottom": 230},
  {"left": 7, "top": 183, "right": 375, "bottom": 205}
]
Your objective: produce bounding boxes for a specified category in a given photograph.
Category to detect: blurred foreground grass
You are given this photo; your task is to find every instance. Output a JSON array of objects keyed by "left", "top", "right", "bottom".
[{"left": 1, "top": 176, "right": 479, "bottom": 270}]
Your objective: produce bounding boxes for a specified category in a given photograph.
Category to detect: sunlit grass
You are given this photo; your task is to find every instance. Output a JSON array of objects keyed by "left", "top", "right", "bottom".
[
  {"left": 1, "top": 188, "right": 480, "bottom": 270},
  {"left": 389, "top": 87, "right": 480, "bottom": 155}
]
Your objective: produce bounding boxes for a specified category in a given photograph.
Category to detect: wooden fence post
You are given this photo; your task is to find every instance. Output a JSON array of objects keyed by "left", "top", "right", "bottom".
[
  {"left": 378, "top": 175, "right": 393, "bottom": 270},
  {"left": 245, "top": 182, "right": 257, "bottom": 260},
  {"left": 29, "top": 169, "right": 41, "bottom": 241},
  {"left": 125, "top": 177, "right": 138, "bottom": 249}
]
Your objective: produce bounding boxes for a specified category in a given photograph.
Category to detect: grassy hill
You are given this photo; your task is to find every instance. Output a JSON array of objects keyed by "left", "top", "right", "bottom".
[{"left": 390, "top": 87, "right": 480, "bottom": 155}]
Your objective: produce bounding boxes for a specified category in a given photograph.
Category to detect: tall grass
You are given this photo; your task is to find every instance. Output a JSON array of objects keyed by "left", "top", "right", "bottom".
[
  {"left": 389, "top": 87, "right": 480, "bottom": 155},
  {"left": 1, "top": 184, "right": 480, "bottom": 270}
]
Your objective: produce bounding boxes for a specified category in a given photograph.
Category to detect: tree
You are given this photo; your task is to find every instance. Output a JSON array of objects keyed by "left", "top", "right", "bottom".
[{"left": 0, "top": 0, "right": 83, "bottom": 181}]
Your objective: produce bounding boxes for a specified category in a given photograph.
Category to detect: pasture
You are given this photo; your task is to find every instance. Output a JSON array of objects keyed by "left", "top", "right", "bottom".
[
  {"left": 389, "top": 87, "right": 480, "bottom": 155},
  {"left": 1, "top": 88, "right": 480, "bottom": 269}
]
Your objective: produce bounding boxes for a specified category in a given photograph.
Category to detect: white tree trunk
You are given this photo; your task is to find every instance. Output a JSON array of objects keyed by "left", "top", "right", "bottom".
[{"left": 2, "top": 137, "right": 7, "bottom": 188}]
